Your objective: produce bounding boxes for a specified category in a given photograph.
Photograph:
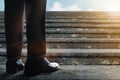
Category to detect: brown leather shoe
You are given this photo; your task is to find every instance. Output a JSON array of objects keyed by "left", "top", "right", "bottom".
[
  {"left": 24, "top": 58, "right": 60, "bottom": 76},
  {"left": 6, "top": 59, "right": 25, "bottom": 74}
]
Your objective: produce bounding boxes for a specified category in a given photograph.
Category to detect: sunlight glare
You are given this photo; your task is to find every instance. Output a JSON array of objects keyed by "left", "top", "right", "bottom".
[{"left": 103, "top": 1, "right": 120, "bottom": 11}]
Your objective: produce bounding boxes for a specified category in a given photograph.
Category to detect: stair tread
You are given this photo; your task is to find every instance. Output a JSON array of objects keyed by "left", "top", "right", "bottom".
[
  {"left": 2, "top": 48, "right": 120, "bottom": 52},
  {"left": 1, "top": 48, "right": 120, "bottom": 57},
  {"left": 1, "top": 38, "right": 120, "bottom": 43},
  {"left": 45, "top": 24, "right": 120, "bottom": 28},
  {"left": 1, "top": 38, "right": 120, "bottom": 42},
  {"left": 46, "top": 19, "right": 120, "bottom": 23},
  {"left": 46, "top": 38, "right": 120, "bottom": 42},
  {"left": 1, "top": 23, "right": 120, "bottom": 28}
]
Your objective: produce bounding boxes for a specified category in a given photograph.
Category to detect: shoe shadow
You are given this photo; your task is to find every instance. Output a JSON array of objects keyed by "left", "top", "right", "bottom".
[
  {"left": 4, "top": 71, "right": 32, "bottom": 80},
  {"left": 0, "top": 71, "right": 31, "bottom": 80},
  {"left": 0, "top": 73, "right": 10, "bottom": 80},
  {"left": 3, "top": 71, "right": 58, "bottom": 80},
  {"left": 0, "top": 69, "right": 61, "bottom": 80}
]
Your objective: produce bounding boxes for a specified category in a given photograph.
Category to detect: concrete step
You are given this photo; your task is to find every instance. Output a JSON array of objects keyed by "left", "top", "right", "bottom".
[
  {"left": 46, "top": 38, "right": 120, "bottom": 49},
  {"left": 0, "top": 64, "right": 120, "bottom": 80},
  {"left": 1, "top": 23, "right": 120, "bottom": 28},
  {"left": 46, "top": 28, "right": 120, "bottom": 34},
  {"left": 47, "top": 43, "right": 120, "bottom": 49},
  {"left": 1, "top": 42, "right": 120, "bottom": 49},
  {"left": 45, "top": 19, "right": 120, "bottom": 23},
  {"left": 46, "top": 34, "right": 120, "bottom": 38},
  {"left": 46, "top": 16, "right": 120, "bottom": 19},
  {"left": 1, "top": 56, "right": 120, "bottom": 65},
  {"left": 1, "top": 11, "right": 120, "bottom": 18},
  {"left": 1, "top": 11, "right": 120, "bottom": 16},
  {"left": 1, "top": 33, "right": 120, "bottom": 38},
  {"left": 1, "top": 17, "right": 120, "bottom": 21},
  {"left": 1, "top": 19, "right": 120, "bottom": 23},
  {"left": 1, "top": 48, "right": 120, "bottom": 57},
  {"left": 1, "top": 14, "right": 120, "bottom": 18},
  {"left": 1, "top": 38, "right": 120, "bottom": 49},
  {"left": 1, "top": 37, "right": 120, "bottom": 42},
  {"left": 46, "top": 49, "right": 120, "bottom": 58},
  {"left": 46, "top": 38, "right": 120, "bottom": 43},
  {"left": 1, "top": 17, "right": 120, "bottom": 22},
  {"left": 46, "top": 11, "right": 120, "bottom": 16},
  {"left": 49, "top": 57, "right": 120, "bottom": 65},
  {"left": 45, "top": 23, "right": 120, "bottom": 28},
  {"left": 1, "top": 28, "right": 120, "bottom": 34},
  {"left": 1, "top": 49, "right": 120, "bottom": 65}
]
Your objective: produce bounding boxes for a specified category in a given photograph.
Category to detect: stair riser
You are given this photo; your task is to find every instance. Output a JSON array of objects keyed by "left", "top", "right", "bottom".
[
  {"left": 47, "top": 43, "right": 120, "bottom": 49},
  {"left": 1, "top": 11, "right": 120, "bottom": 17},
  {"left": 46, "top": 34, "right": 120, "bottom": 38},
  {"left": 1, "top": 28, "right": 120, "bottom": 34},
  {"left": 0, "top": 57, "right": 120, "bottom": 65},
  {"left": 1, "top": 43, "right": 120, "bottom": 49},
  {"left": 1, "top": 23, "right": 120, "bottom": 28},
  {"left": 16, "top": 43, "right": 120, "bottom": 49},
  {"left": 1, "top": 34, "right": 120, "bottom": 38},
  {"left": 48, "top": 58, "right": 120, "bottom": 65},
  {"left": 3, "top": 16, "right": 118, "bottom": 19},
  {"left": 1, "top": 19, "right": 120, "bottom": 22}
]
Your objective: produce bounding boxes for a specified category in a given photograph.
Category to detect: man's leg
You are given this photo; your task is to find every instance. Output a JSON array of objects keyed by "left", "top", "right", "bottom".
[
  {"left": 24, "top": 0, "right": 60, "bottom": 76},
  {"left": 5, "top": 0, "right": 24, "bottom": 74},
  {"left": 25, "top": 0, "right": 46, "bottom": 58}
]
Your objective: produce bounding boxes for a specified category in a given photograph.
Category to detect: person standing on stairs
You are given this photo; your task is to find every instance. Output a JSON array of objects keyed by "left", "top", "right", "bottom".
[{"left": 4, "top": 0, "right": 60, "bottom": 76}]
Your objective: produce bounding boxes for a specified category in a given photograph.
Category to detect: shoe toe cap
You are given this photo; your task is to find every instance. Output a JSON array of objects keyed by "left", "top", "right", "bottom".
[{"left": 48, "top": 62, "right": 60, "bottom": 68}]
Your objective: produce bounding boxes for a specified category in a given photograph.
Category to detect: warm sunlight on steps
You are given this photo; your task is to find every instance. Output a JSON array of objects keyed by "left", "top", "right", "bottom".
[{"left": 1, "top": 11, "right": 120, "bottom": 65}]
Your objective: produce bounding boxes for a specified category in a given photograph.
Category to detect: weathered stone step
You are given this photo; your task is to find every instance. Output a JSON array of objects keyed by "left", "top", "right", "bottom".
[
  {"left": 45, "top": 19, "right": 120, "bottom": 23},
  {"left": 47, "top": 49, "right": 120, "bottom": 58},
  {"left": 46, "top": 38, "right": 120, "bottom": 43},
  {"left": 47, "top": 11, "right": 120, "bottom": 16},
  {"left": 1, "top": 16, "right": 120, "bottom": 20},
  {"left": 46, "top": 34, "right": 120, "bottom": 38},
  {"left": 46, "top": 15, "right": 120, "bottom": 17},
  {"left": 1, "top": 42, "right": 120, "bottom": 49},
  {"left": 46, "top": 16, "right": 120, "bottom": 19},
  {"left": 46, "top": 11, "right": 120, "bottom": 16},
  {"left": 0, "top": 33, "right": 120, "bottom": 38},
  {"left": 1, "top": 56, "right": 120, "bottom": 65},
  {"left": 47, "top": 43, "right": 120, "bottom": 49},
  {"left": 1, "top": 23, "right": 120, "bottom": 28},
  {"left": 1, "top": 28, "right": 120, "bottom": 34},
  {"left": 45, "top": 23, "right": 120, "bottom": 28},
  {"left": 1, "top": 49, "right": 120, "bottom": 57},
  {"left": 1, "top": 38, "right": 120, "bottom": 43},
  {"left": 1, "top": 11, "right": 120, "bottom": 17},
  {"left": 49, "top": 57, "right": 120, "bottom": 65},
  {"left": 1, "top": 19, "right": 120, "bottom": 23},
  {"left": 0, "top": 49, "right": 120, "bottom": 65},
  {"left": 1, "top": 11, "right": 120, "bottom": 14},
  {"left": 46, "top": 28, "right": 120, "bottom": 34}
]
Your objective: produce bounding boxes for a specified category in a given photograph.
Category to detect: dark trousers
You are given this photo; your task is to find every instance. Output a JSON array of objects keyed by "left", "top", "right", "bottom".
[{"left": 4, "top": 0, "right": 47, "bottom": 61}]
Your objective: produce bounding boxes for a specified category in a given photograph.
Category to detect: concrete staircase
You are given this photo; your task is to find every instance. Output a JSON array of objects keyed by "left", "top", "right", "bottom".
[{"left": 1, "top": 11, "right": 120, "bottom": 65}]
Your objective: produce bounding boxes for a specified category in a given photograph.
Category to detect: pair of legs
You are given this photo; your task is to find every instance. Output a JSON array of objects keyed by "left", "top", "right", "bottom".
[{"left": 5, "top": 0, "right": 59, "bottom": 76}]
